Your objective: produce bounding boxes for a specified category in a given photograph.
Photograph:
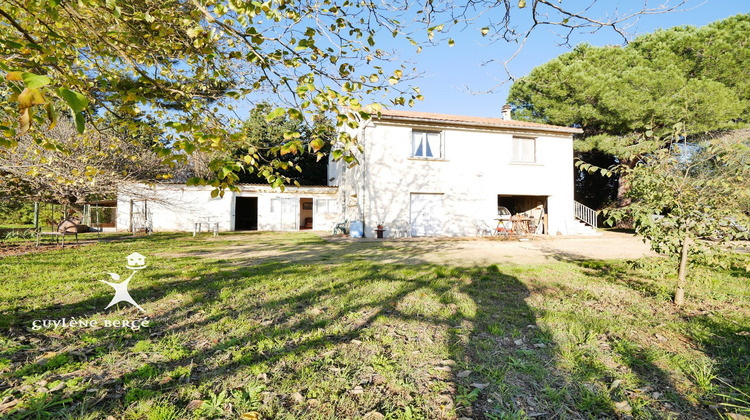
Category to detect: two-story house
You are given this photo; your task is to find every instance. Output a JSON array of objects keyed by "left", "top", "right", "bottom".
[
  {"left": 115, "top": 108, "right": 593, "bottom": 237},
  {"left": 329, "top": 109, "right": 584, "bottom": 238}
]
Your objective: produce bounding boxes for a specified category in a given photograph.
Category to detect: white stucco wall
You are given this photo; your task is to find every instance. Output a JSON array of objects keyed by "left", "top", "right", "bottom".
[
  {"left": 336, "top": 120, "right": 576, "bottom": 238},
  {"left": 117, "top": 184, "right": 340, "bottom": 233}
]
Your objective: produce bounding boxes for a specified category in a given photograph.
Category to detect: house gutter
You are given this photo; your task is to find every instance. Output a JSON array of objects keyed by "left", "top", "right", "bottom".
[{"left": 378, "top": 115, "right": 583, "bottom": 135}]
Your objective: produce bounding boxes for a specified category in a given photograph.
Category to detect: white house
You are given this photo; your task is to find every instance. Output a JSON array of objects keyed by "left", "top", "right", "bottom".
[
  {"left": 116, "top": 108, "right": 595, "bottom": 237},
  {"left": 329, "top": 109, "right": 588, "bottom": 238}
]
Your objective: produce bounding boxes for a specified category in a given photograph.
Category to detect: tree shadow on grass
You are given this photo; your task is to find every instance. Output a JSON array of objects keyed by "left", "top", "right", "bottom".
[{"left": 1, "top": 236, "right": 726, "bottom": 419}]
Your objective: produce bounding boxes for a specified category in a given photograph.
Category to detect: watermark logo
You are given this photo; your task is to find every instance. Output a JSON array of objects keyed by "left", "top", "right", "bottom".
[
  {"left": 30, "top": 252, "right": 152, "bottom": 332},
  {"left": 100, "top": 252, "right": 147, "bottom": 312}
]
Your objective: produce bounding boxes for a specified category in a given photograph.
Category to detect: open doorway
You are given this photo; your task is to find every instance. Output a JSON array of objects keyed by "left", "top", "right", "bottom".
[
  {"left": 299, "top": 198, "right": 313, "bottom": 230},
  {"left": 498, "top": 195, "right": 548, "bottom": 234},
  {"left": 235, "top": 197, "right": 258, "bottom": 230}
]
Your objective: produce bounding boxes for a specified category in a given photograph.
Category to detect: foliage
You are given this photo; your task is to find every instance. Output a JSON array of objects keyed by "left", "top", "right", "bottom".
[
  {"left": 0, "top": 119, "right": 186, "bottom": 204},
  {"left": 230, "top": 103, "right": 333, "bottom": 186},
  {"left": 508, "top": 14, "right": 749, "bottom": 204},
  {"left": 606, "top": 130, "right": 750, "bottom": 304},
  {"left": 0, "top": 0, "right": 691, "bottom": 193}
]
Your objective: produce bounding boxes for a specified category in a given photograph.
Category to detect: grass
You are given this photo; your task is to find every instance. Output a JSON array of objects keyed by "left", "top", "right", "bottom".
[{"left": 0, "top": 232, "right": 747, "bottom": 419}]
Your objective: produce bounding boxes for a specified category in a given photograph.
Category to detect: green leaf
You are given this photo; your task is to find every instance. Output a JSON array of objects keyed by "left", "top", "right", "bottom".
[
  {"left": 56, "top": 87, "right": 89, "bottom": 113},
  {"left": 74, "top": 112, "right": 85, "bottom": 134},
  {"left": 21, "top": 72, "right": 51, "bottom": 89},
  {"left": 45, "top": 102, "right": 57, "bottom": 130},
  {"left": 287, "top": 108, "right": 303, "bottom": 121},
  {"left": 265, "top": 107, "right": 286, "bottom": 122},
  {"left": 211, "top": 189, "right": 219, "bottom": 198}
]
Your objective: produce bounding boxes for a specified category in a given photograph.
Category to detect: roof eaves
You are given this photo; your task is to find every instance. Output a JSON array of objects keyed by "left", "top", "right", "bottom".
[{"left": 376, "top": 112, "right": 583, "bottom": 134}]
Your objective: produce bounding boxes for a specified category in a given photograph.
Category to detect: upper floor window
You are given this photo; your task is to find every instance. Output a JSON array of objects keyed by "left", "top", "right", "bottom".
[
  {"left": 512, "top": 137, "right": 536, "bottom": 163},
  {"left": 412, "top": 131, "right": 442, "bottom": 159}
]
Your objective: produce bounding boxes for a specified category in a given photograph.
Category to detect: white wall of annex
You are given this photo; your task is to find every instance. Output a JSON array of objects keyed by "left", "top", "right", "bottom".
[{"left": 116, "top": 185, "right": 231, "bottom": 232}]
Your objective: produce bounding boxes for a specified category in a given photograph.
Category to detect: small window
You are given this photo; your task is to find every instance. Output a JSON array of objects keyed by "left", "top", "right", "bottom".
[
  {"left": 315, "top": 198, "right": 338, "bottom": 214},
  {"left": 412, "top": 131, "right": 442, "bottom": 159},
  {"left": 512, "top": 137, "right": 536, "bottom": 163}
]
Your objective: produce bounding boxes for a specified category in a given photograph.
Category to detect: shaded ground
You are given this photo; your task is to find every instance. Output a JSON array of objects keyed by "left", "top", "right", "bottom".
[
  {"left": 162, "top": 231, "right": 656, "bottom": 266},
  {"left": 0, "top": 232, "right": 747, "bottom": 419}
]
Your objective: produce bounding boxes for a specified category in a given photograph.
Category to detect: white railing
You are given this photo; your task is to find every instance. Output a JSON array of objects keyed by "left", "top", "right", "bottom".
[{"left": 574, "top": 201, "right": 597, "bottom": 229}]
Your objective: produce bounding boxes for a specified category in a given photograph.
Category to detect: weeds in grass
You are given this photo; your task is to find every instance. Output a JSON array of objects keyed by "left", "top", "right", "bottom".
[
  {"left": 231, "top": 381, "right": 265, "bottom": 412},
  {"left": 18, "top": 394, "right": 73, "bottom": 419},
  {"left": 688, "top": 359, "right": 718, "bottom": 394},
  {"left": 0, "top": 233, "right": 746, "bottom": 419},
  {"left": 196, "top": 390, "right": 228, "bottom": 418},
  {"left": 717, "top": 378, "right": 750, "bottom": 418},
  {"left": 455, "top": 385, "right": 480, "bottom": 409}
]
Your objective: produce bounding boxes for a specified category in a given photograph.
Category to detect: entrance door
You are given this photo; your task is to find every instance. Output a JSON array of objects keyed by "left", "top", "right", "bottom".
[
  {"left": 410, "top": 193, "right": 444, "bottom": 236},
  {"left": 280, "top": 198, "right": 298, "bottom": 230},
  {"left": 235, "top": 197, "right": 258, "bottom": 230}
]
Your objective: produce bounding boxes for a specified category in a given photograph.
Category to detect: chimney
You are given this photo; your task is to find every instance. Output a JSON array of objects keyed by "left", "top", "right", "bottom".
[{"left": 501, "top": 104, "right": 512, "bottom": 121}]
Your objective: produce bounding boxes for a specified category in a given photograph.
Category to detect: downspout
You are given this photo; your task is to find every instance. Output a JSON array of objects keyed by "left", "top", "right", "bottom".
[{"left": 359, "top": 118, "right": 372, "bottom": 237}]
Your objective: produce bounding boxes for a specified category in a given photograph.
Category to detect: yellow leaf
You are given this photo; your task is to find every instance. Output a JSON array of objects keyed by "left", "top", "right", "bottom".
[
  {"left": 5, "top": 71, "right": 23, "bottom": 81},
  {"left": 18, "top": 107, "right": 31, "bottom": 135},
  {"left": 242, "top": 413, "right": 260, "bottom": 420},
  {"left": 18, "top": 88, "right": 45, "bottom": 108},
  {"left": 310, "top": 138, "right": 325, "bottom": 152}
]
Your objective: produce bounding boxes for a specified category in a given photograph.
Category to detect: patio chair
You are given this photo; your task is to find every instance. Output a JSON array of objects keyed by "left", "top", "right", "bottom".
[
  {"left": 333, "top": 219, "right": 349, "bottom": 235},
  {"left": 391, "top": 220, "right": 411, "bottom": 238},
  {"left": 474, "top": 219, "right": 494, "bottom": 237}
]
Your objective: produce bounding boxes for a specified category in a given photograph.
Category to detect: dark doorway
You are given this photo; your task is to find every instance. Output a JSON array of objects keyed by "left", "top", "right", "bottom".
[{"left": 235, "top": 197, "right": 258, "bottom": 231}]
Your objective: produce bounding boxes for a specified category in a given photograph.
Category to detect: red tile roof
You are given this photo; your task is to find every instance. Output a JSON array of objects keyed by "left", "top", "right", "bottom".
[{"left": 375, "top": 109, "right": 583, "bottom": 134}]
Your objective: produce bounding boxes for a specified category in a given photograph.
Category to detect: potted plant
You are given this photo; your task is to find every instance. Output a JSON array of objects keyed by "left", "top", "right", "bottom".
[{"left": 375, "top": 222, "right": 386, "bottom": 239}]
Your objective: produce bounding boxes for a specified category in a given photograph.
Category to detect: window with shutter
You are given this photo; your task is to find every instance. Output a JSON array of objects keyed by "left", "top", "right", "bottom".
[{"left": 512, "top": 137, "right": 536, "bottom": 163}]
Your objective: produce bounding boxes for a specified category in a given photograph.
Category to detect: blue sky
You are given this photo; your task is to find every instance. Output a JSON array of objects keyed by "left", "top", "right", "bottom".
[{"left": 397, "top": 0, "right": 748, "bottom": 118}]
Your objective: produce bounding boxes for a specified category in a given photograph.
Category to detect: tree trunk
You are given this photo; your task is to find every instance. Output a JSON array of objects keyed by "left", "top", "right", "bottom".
[{"left": 674, "top": 232, "right": 691, "bottom": 306}]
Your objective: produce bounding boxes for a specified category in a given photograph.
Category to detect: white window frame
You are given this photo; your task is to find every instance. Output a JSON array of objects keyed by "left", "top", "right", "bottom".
[
  {"left": 314, "top": 198, "right": 339, "bottom": 214},
  {"left": 411, "top": 130, "right": 443, "bottom": 159},
  {"left": 512, "top": 137, "right": 536, "bottom": 163}
]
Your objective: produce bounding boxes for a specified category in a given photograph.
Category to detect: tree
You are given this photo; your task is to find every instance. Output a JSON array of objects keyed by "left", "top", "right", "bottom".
[
  {"left": 607, "top": 130, "right": 750, "bottom": 305},
  {"left": 0, "top": 119, "right": 185, "bottom": 204},
  {"left": 1, "top": 0, "right": 689, "bottom": 193},
  {"left": 508, "top": 14, "right": 749, "bottom": 206}
]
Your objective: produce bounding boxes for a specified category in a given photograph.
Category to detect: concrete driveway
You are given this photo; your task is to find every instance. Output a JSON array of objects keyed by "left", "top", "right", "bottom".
[{"left": 173, "top": 231, "right": 658, "bottom": 266}]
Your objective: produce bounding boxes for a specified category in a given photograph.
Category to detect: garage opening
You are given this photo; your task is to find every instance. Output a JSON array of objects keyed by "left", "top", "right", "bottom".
[
  {"left": 497, "top": 195, "right": 548, "bottom": 234},
  {"left": 299, "top": 198, "right": 313, "bottom": 230},
  {"left": 235, "top": 197, "right": 258, "bottom": 231}
]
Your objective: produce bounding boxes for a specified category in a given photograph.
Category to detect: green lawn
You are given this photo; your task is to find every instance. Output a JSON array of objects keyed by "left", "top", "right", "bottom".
[{"left": 0, "top": 232, "right": 747, "bottom": 419}]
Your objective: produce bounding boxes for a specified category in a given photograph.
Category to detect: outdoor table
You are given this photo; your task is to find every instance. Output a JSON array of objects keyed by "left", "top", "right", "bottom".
[
  {"left": 510, "top": 215, "right": 533, "bottom": 237},
  {"left": 193, "top": 221, "right": 219, "bottom": 237}
]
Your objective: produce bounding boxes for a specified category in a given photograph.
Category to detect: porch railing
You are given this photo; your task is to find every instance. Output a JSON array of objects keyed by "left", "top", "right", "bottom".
[{"left": 574, "top": 201, "right": 597, "bottom": 229}]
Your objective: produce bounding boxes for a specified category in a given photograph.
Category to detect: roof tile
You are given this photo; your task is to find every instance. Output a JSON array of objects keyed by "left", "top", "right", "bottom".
[{"left": 375, "top": 109, "right": 582, "bottom": 134}]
